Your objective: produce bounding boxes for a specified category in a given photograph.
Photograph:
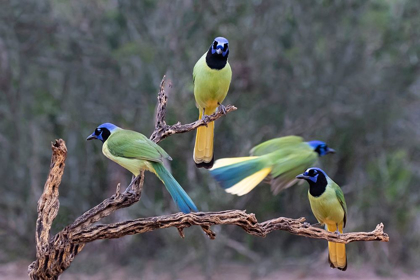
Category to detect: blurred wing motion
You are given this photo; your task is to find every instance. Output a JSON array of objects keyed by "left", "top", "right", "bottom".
[
  {"left": 211, "top": 156, "right": 272, "bottom": 196},
  {"left": 103, "top": 129, "right": 198, "bottom": 213},
  {"left": 250, "top": 136, "right": 304, "bottom": 156},
  {"left": 270, "top": 151, "right": 318, "bottom": 195},
  {"left": 210, "top": 136, "right": 318, "bottom": 196}
]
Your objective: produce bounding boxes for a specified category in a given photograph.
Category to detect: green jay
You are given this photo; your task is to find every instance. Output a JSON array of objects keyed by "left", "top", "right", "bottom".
[
  {"left": 87, "top": 123, "right": 198, "bottom": 214},
  {"left": 296, "top": 167, "right": 347, "bottom": 271},
  {"left": 209, "top": 136, "right": 335, "bottom": 196},
  {"left": 193, "top": 37, "right": 232, "bottom": 169}
]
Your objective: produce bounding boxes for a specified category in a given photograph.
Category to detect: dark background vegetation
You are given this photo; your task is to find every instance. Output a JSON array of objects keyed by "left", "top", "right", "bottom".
[{"left": 1, "top": 0, "right": 419, "bottom": 278}]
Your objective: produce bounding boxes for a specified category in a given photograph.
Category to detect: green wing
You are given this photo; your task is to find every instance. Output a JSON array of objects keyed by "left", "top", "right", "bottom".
[
  {"left": 269, "top": 145, "right": 318, "bottom": 194},
  {"left": 331, "top": 181, "right": 348, "bottom": 227},
  {"left": 107, "top": 129, "right": 171, "bottom": 162},
  {"left": 250, "top": 136, "right": 305, "bottom": 156}
]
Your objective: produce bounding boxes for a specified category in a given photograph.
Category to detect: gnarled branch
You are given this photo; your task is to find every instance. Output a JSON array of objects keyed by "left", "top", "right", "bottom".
[
  {"left": 35, "top": 139, "right": 66, "bottom": 257},
  {"left": 28, "top": 76, "right": 387, "bottom": 280},
  {"left": 28, "top": 76, "right": 237, "bottom": 279},
  {"left": 71, "top": 210, "right": 388, "bottom": 244}
]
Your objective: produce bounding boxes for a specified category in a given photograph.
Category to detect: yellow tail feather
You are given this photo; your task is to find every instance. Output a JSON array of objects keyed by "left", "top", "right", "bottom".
[
  {"left": 327, "top": 223, "right": 347, "bottom": 271},
  {"left": 194, "top": 109, "right": 214, "bottom": 167},
  {"left": 225, "top": 167, "right": 272, "bottom": 196}
]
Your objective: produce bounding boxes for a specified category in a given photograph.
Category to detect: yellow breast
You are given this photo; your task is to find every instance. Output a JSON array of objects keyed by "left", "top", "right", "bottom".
[
  {"left": 193, "top": 53, "right": 232, "bottom": 112},
  {"left": 308, "top": 184, "right": 344, "bottom": 225}
]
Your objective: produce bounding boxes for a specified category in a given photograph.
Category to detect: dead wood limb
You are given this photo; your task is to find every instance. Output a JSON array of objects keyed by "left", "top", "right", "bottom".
[
  {"left": 68, "top": 174, "right": 144, "bottom": 233},
  {"left": 28, "top": 76, "right": 388, "bottom": 280},
  {"left": 28, "top": 76, "right": 237, "bottom": 279},
  {"left": 35, "top": 139, "right": 67, "bottom": 258},
  {"left": 71, "top": 210, "right": 389, "bottom": 244}
]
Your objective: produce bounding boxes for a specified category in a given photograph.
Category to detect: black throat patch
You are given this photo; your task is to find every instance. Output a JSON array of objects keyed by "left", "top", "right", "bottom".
[
  {"left": 100, "top": 128, "right": 111, "bottom": 142},
  {"left": 205, "top": 47, "right": 228, "bottom": 70},
  {"left": 314, "top": 145, "right": 322, "bottom": 156},
  {"left": 307, "top": 173, "right": 328, "bottom": 197}
]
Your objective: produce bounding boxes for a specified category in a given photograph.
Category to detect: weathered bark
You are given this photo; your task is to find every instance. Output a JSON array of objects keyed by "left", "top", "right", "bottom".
[
  {"left": 28, "top": 76, "right": 237, "bottom": 279},
  {"left": 71, "top": 210, "right": 388, "bottom": 244},
  {"left": 28, "top": 76, "right": 388, "bottom": 279}
]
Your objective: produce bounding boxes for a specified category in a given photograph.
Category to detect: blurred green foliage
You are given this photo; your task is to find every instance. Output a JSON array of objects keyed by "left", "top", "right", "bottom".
[{"left": 1, "top": 0, "right": 420, "bottom": 277}]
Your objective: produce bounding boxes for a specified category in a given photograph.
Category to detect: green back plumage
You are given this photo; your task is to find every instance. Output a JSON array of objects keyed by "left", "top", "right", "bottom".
[
  {"left": 331, "top": 180, "right": 347, "bottom": 227},
  {"left": 106, "top": 129, "right": 171, "bottom": 162},
  {"left": 270, "top": 145, "right": 317, "bottom": 176},
  {"left": 101, "top": 128, "right": 197, "bottom": 214},
  {"left": 250, "top": 136, "right": 305, "bottom": 156}
]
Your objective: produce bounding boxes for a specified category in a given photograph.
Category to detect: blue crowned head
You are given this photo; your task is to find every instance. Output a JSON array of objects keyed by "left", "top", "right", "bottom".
[
  {"left": 296, "top": 167, "right": 329, "bottom": 184},
  {"left": 307, "top": 140, "right": 335, "bottom": 157},
  {"left": 211, "top": 37, "right": 229, "bottom": 57},
  {"left": 86, "top": 122, "right": 120, "bottom": 143}
]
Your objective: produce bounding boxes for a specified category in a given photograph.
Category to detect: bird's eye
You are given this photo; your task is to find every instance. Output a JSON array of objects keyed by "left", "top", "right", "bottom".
[
  {"left": 223, "top": 43, "right": 228, "bottom": 51},
  {"left": 308, "top": 169, "right": 317, "bottom": 176},
  {"left": 213, "top": 41, "right": 218, "bottom": 49},
  {"left": 95, "top": 128, "right": 101, "bottom": 135}
]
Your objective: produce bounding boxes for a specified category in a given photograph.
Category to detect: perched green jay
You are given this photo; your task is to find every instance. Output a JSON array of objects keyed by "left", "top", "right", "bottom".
[
  {"left": 296, "top": 167, "right": 347, "bottom": 271},
  {"left": 193, "top": 37, "right": 232, "bottom": 169},
  {"left": 87, "top": 123, "right": 198, "bottom": 214}
]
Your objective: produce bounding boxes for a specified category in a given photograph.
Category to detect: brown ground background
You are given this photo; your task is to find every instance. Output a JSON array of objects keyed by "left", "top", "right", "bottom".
[{"left": 2, "top": 261, "right": 419, "bottom": 280}]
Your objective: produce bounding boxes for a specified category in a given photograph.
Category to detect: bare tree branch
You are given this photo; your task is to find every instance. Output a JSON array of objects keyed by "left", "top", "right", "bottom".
[
  {"left": 150, "top": 75, "right": 237, "bottom": 143},
  {"left": 28, "top": 76, "right": 387, "bottom": 280},
  {"left": 68, "top": 173, "right": 144, "bottom": 233},
  {"left": 71, "top": 210, "right": 388, "bottom": 244},
  {"left": 35, "top": 140, "right": 66, "bottom": 258},
  {"left": 28, "top": 76, "right": 238, "bottom": 279}
]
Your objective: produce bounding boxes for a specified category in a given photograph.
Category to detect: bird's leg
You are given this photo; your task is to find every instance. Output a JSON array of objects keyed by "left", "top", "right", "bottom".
[
  {"left": 309, "top": 222, "right": 325, "bottom": 228},
  {"left": 201, "top": 108, "right": 206, "bottom": 121},
  {"left": 217, "top": 102, "right": 227, "bottom": 114},
  {"left": 124, "top": 175, "right": 140, "bottom": 193},
  {"left": 334, "top": 224, "right": 341, "bottom": 235}
]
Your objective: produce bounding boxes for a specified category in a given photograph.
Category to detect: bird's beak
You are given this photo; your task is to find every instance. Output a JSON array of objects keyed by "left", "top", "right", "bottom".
[
  {"left": 86, "top": 133, "right": 97, "bottom": 141},
  {"left": 327, "top": 148, "right": 336, "bottom": 154},
  {"left": 296, "top": 173, "right": 308, "bottom": 180},
  {"left": 216, "top": 48, "right": 222, "bottom": 54}
]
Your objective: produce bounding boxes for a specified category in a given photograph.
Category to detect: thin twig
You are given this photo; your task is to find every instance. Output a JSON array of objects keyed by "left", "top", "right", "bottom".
[{"left": 150, "top": 76, "right": 237, "bottom": 143}]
